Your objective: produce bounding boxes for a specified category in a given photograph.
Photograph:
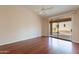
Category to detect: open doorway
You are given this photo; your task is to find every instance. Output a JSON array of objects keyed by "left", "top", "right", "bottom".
[{"left": 49, "top": 17, "right": 72, "bottom": 41}]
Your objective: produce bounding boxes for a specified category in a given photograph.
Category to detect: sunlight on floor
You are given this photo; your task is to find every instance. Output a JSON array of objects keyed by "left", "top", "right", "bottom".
[{"left": 48, "top": 37, "right": 73, "bottom": 53}]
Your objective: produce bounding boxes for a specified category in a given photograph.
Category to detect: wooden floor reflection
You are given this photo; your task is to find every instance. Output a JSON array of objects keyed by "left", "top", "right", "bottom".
[
  {"left": 0, "top": 36, "right": 79, "bottom": 54},
  {"left": 48, "top": 37, "right": 73, "bottom": 53}
]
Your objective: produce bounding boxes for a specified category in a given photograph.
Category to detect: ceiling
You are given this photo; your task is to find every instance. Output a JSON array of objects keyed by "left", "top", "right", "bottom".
[{"left": 26, "top": 5, "right": 79, "bottom": 18}]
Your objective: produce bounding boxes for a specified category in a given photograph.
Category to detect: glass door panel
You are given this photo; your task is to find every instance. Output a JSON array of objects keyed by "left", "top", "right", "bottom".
[
  {"left": 52, "top": 23, "right": 59, "bottom": 38},
  {"left": 59, "top": 21, "right": 72, "bottom": 40},
  {"left": 52, "top": 21, "right": 72, "bottom": 40}
]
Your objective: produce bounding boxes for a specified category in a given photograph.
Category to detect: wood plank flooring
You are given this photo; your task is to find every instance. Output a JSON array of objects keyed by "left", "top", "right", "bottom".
[{"left": 0, "top": 36, "right": 79, "bottom": 54}]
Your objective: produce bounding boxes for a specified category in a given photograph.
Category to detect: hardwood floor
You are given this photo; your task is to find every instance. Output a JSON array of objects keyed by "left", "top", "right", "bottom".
[{"left": 0, "top": 36, "right": 79, "bottom": 54}]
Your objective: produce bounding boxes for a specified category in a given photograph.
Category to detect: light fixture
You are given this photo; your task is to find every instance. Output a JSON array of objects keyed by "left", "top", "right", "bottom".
[{"left": 39, "top": 6, "right": 53, "bottom": 15}]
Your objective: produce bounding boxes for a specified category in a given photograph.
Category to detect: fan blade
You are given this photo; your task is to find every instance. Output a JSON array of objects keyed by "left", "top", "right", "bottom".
[{"left": 41, "top": 7, "right": 53, "bottom": 10}]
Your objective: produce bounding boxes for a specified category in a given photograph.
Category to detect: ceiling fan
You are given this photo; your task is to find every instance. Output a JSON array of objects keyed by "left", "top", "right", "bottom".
[
  {"left": 39, "top": 7, "right": 53, "bottom": 15},
  {"left": 40, "top": 7, "right": 53, "bottom": 11}
]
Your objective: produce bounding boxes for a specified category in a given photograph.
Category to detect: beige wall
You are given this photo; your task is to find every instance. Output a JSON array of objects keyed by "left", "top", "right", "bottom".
[
  {"left": 72, "top": 10, "right": 79, "bottom": 43},
  {"left": 0, "top": 6, "right": 42, "bottom": 45},
  {"left": 41, "top": 17, "right": 49, "bottom": 36}
]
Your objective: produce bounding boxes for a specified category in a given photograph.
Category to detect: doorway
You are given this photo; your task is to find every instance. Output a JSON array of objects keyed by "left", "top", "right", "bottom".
[{"left": 49, "top": 17, "right": 72, "bottom": 41}]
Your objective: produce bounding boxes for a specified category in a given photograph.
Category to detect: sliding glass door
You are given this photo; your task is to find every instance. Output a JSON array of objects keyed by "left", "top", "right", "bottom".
[
  {"left": 50, "top": 21, "right": 72, "bottom": 40},
  {"left": 58, "top": 21, "right": 72, "bottom": 40},
  {"left": 52, "top": 23, "right": 59, "bottom": 38}
]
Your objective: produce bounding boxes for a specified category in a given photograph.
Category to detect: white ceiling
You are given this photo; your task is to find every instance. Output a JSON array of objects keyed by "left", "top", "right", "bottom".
[{"left": 26, "top": 5, "right": 79, "bottom": 17}]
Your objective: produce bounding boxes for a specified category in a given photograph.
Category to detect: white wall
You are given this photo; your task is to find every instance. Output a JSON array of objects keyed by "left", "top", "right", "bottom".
[
  {"left": 41, "top": 17, "right": 49, "bottom": 36},
  {"left": 72, "top": 10, "right": 79, "bottom": 43},
  {"left": 0, "top": 6, "right": 42, "bottom": 45}
]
